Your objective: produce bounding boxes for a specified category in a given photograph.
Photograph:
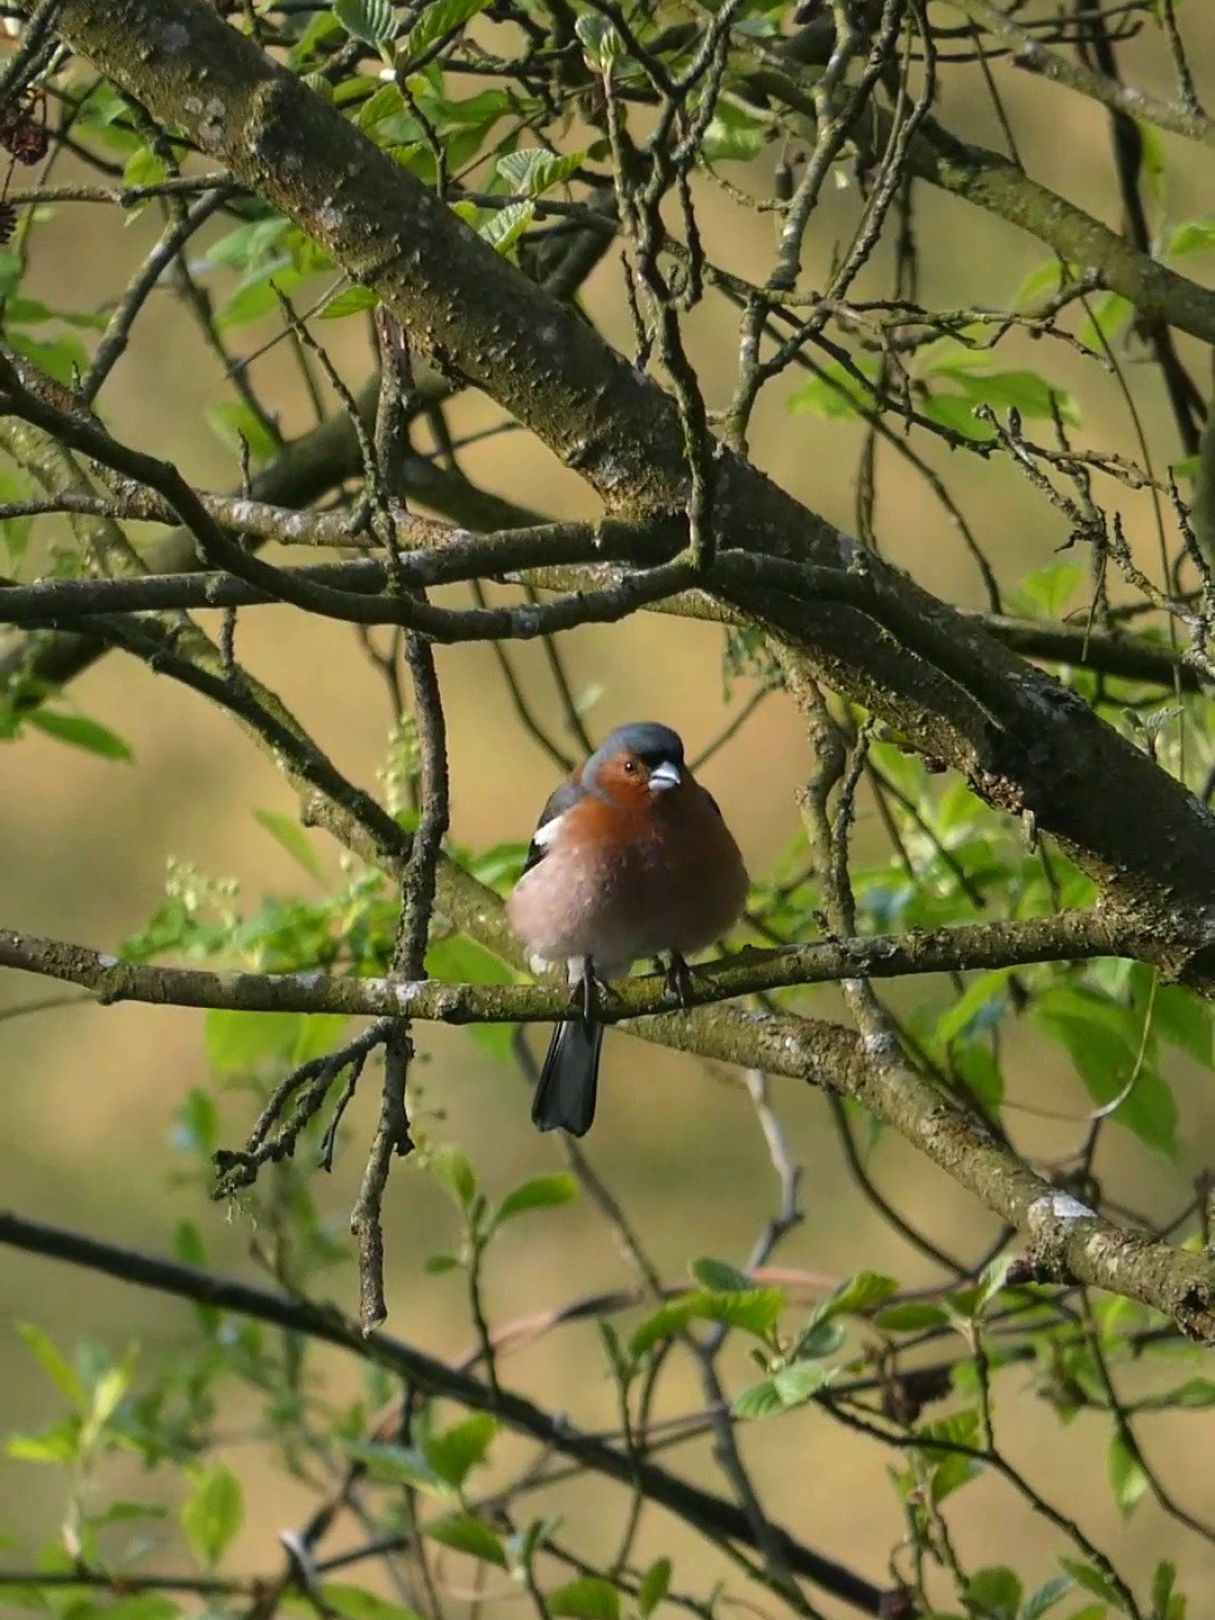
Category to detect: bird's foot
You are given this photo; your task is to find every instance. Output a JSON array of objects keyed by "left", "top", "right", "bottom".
[
  {"left": 663, "top": 951, "right": 697, "bottom": 1010},
  {"left": 570, "top": 958, "right": 613, "bottom": 1026}
]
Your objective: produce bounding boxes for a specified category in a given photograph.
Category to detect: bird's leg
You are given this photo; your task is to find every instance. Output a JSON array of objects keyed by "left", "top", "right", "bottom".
[
  {"left": 664, "top": 951, "right": 696, "bottom": 1009},
  {"left": 570, "top": 956, "right": 611, "bottom": 1026}
]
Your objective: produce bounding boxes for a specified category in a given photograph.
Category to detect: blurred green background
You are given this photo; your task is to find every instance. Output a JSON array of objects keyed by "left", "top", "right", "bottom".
[{"left": 3, "top": 16, "right": 1215, "bottom": 1611}]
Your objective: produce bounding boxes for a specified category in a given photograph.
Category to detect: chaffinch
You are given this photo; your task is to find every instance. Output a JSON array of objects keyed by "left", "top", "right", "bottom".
[{"left": 507, "top": 721, "right": 749, "bottom": 1136}]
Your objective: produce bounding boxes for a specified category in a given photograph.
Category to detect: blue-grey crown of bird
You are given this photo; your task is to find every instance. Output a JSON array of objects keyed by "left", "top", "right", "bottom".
[{"left": 584, "top": 721, "right": 684, "bottom": 786}]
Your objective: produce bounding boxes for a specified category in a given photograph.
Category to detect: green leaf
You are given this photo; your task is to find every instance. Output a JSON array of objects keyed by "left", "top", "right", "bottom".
[
  {"left": 1168, "top": 215, "right": 1215, "bottom": 257},
  {"left": 1153, "top": 987, "right": 1213, "bottom": 1067},
  {"left": 638, "top": 1558, "right": 671, "bottom": 1618},
  {"left": 690, "top": 1257, "right": 753, "bottom": 1292},
  {"left": 1151, "top": 1562, "right": 1177, "bottom": 1620},
  {"left": 629, "top": 1288, "right": 784, "bottom": 1358},
  {"left": 1021, "top": 1574, "right": 1074, "bottom": 1620},
  {"left": 399, "top": 0, "right": 494, "bottom": 63},
  {"left": 334, "top": 0, "right": 399, "bottom": 43},
  {"left": 548, "top": 1577, "right": 620, "bottom": 1620},
  {"left": 321, "top": 1586, "right": 425, "bottom": 1620},
  {"left": 1033, "top": 986, "right": 1177, "bottom": 1156},
  {"left": 496, "top": 148, "right": 585, "bottom": 197},
  {"left": 26, "top": 709, "right": 133, "bottom": 761},
  {"left": 965, "top": 1566, "right": 1021, "bottom": 1620},
  {"left": 788, "top": 357, "right": 879, "bottom": 420},
  {"left": 205, "top": 1009, "right": 304, "bottom": 1076},
  {"left": 813, "top": 1271, "right": 898, "bottom": 1324},
  {"left": 1012, "top": 561, "right": 1085, "bottom": 621},
  {"left": 574, "top": 12, "right": 622, "bottom": 69},
  {"left": 701, "top": 102, "right": 767, "bottom": 163},
  {"left": 427, "top": 1143, "right": 478, "bottom": 1212},
  {"left": 424, "top": 1413, "right": 497, "bottom": 1488},
  {"left": 494, "top": 1173, "right": 577, "bottom": 1225},
  {"left": 15, "top": 1323, "right": 86, "bottom": 1408},
  {"left": 1078, "top": 291, "right": 1133, "bottom": 353},
  {"left": 319, "top": 284, "right": 380, "bottom": 319},
  {"left": 734, "top": 1360, "right": 838, "bottom": 1419},
  {"left": 425, "top": 935, "right": 513, "bottom": 986},
  {"left": 94, "top": 1599, "right": 178, "bottom": 1620},
  {"left": 173, "top": 1088, "right": 219, "bottom": 1156},
  {"left": 424, "top": 1253, "right": 461, "bottom": 1274},
  {"left": 934, "top": 970, "right": 1013, "bottom": 1048},
  {"left": 83, "top": 1359, "right": 132, "bottom": 1443},
  {"left": 181, "top": 1463, "right": 244, "bottom": 1566},
  {"left": 730, "top": 1377, "right": 784, "bottom": 1420},
  {"left": 206, "top": 399, "right": 281, "bottom": 464},
  {"left": 873, "top": 1302, "right": 948, "bottom": 1333},
  {"left": 1107, "top": 1434, "right": 1148, "bottom": 1518},
  {"left": 345, "top": 1441, "right": 443, "bottom": 1494},
  {"left": 7, "top": 1418, "right": 81, "bottom": 1464},
  {"left": 254, "top": 808, "right": 323, "bottom": 880},
  {"left": 1060, "top": 1559, "right": 1124, "bottom": 1610},
  {"left": 424, "top": 1511, "right": 508, "bottom": 1566},
  {"left": 479, "top": 200, "right": 534, "bottom": 256}
]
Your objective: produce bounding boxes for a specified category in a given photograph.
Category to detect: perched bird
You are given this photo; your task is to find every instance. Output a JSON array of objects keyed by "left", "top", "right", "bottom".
[{"left": 507, "top": 721, "right": 749, "bottom": 1136}]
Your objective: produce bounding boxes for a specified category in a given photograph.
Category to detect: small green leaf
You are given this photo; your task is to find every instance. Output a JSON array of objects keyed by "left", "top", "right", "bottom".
[
  {"left": 1168, "top": 215, "right": 1215, "bottom": 257},
  {"left": 548, "top": 1577, "right": 620, "bottom": 1620},
  {"left": 496, "top": 148, "right": 585, "bottom": 197},
  {"left": 333, "top": 0, "right": 398, "bottom": 44},
  {"left": 730, "top": 1378, "right": 784, "bottom": 1420},
  {"left": 1020, "top": 1573, "right": 1074, "bottom": 1620},
  {"left": 205, "top": 1009, "right": 304, "bottom": 1076},
  {"left": 7, "top": 1419, "right": 81, "bottom": 1464},
  {"left": 424, "top": 1253, "right": 461, "bottom": 1274},
  {"left": 638, "top": 1558, "right": 671, "bottom": 1618},
  {"left": 629, "top": 1288, "right": 784, "bottom": 1358},
  {"left": 1035, "top": 987, "right": 1178, "bottom": 1157},
  {"left": 1108, "top": 1434, "right": 1149, "bottom": 1518},
  {"left": 771, "top": 1360, "right": 839, "bottom": 1409},
  {"left": 321, "top": 1586, "right": 425, "bottom": 1620},
  {"left": 690, "top": 1257, "right": 753, "bottom": 1293},
  {"left": 26, "top": 709, "right": 133, "bottom": 760},
  {"left": 574, "top": 12, "right": 621, "bottom": 69},
  {"left": 427, "top": 1144, "right": 477, "bottom": 1212},
  {"left": 479, "top": 200, "right": 534, "bottom": 256},
  {"left": 181, "top": 1464, "right": 244, "bottom": 1566},
  {"left": 319, "top": 284, "right": 380, "bottom": 319},
  {"left": 399, "top": 0, "right": 493, "bottom": 63},
  {"left": 813, "top": 1271, "right": 898, "bottom": 1324},
  {"left": 346, "top": 1441, "right": 444, "bottom": 1493},
  {"left": 254, "top": 808, "right": 323, "bottom": 879},
  {"left": 206, "top": 399, "right": 281, "bottom": 463},
  {"left": 1151, "top": 1562, "right": 1177, "bottom": 1619},
  {"left": 1061, "top": 1558, "right": 1124, "bottom": 1609},
  {"left": 873, "top": 1302, "right": 949, "bottom": 1333},
  {"left": 15, "top": 1324, "right": 86, "bottom": 1408},
  {"left": 424, "top": 1512, "right": 508, "bottom": 1566},
  {"left": 495, "top": 1173, "right": 577, "bottom": 1225},
  {"left": 424, "top": 1413, "right": 497, "bottom": 1489},
  {"left": 965, "top": 1566, "right": 1021, "bottom": 1620}
]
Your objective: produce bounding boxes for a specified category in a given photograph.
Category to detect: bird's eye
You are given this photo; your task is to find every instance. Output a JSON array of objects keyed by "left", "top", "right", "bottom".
[{"left": 622, "top": 758, "right": 637, "bottom": 774}]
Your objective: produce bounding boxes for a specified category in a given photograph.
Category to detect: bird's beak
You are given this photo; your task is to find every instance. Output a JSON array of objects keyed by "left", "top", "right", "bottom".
[{"left": 649, "top": 760, "right": 682, "bottom": 792}]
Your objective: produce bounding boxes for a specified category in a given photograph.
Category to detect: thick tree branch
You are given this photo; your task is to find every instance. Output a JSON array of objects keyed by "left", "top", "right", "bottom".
[{"left": 0, "top": 912, "right": 1145, "bottom": 1022}]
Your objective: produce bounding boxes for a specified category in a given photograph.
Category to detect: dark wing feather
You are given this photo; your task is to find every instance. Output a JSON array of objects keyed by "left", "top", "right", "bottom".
[{"left": 522, "top": 778, "right": 584, "bottom": 874}]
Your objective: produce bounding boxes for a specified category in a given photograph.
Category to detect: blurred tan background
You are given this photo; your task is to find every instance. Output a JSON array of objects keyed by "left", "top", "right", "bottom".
[{"left": 3, "top": 15, "right": 1215, "bottom": 1614}]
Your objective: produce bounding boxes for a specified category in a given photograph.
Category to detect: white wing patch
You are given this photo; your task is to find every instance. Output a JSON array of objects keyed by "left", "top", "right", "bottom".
[{"left": 532, "top": 812, "right": 565, "bottom": 850}]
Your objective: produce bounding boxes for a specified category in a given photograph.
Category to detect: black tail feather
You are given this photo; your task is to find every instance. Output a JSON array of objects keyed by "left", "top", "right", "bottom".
[{"left": 531, "top": 1020, "right": 603, "bottom": 1136}]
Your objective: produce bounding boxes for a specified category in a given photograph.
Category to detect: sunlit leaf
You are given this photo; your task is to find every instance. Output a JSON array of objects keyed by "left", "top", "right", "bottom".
[{"left": 181, "top": 1464, "right": 243, "bottom": 1566}]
